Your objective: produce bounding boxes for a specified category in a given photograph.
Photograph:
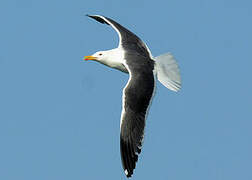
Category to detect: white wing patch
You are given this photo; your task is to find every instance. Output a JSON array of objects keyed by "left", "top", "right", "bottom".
[{"left": 124, "top": 169, "right": 128, "bottom": 176}]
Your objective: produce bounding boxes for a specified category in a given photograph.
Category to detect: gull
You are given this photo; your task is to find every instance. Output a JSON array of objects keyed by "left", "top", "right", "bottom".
[{"left": 84, "top": 15, "right": 181, "bottom": 178}]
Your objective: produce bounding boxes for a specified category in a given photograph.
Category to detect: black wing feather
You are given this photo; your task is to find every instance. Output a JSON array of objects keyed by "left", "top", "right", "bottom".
[
  {"left": 120, "top": 53, "right": 155, "bottom": 177},
  {"left": 86, "top": 14, "right": 109, "bottom": 25}
]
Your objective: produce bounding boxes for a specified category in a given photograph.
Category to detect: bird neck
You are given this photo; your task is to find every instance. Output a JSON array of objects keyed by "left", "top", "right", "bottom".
[{"left": 100, "top": 48, "right": 127, "bottom": 73}]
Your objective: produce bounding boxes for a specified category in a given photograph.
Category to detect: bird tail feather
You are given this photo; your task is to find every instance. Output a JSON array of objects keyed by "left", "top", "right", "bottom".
[{"left": 154, "top": 53, "right": 181, "bottom": 92}]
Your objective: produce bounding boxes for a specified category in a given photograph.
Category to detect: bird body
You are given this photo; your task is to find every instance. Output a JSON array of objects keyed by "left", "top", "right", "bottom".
[{"left": 84, "top": 15, "right": 181, "bottom": 178}]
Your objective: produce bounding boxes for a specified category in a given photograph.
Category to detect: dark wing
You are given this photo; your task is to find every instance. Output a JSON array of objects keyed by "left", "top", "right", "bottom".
[
  {"left": 120, "top": 53, "right": 155, "bottom": 177},
  {"left": 86, "top": 14, "right": 151, "bottom": 58},
  {"left": 87, "top": 14, "right": 155, "bottom": 177}
]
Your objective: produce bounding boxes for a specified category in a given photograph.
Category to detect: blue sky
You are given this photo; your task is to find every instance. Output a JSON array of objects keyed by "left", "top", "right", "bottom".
[{"left": 0, "top": 0, "right": 252, "bottom": 179}]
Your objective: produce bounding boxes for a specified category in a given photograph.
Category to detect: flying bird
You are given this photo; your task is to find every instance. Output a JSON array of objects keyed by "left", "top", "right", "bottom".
[{"left": 84, "top": 15, "right": 181, "bottom": 178}]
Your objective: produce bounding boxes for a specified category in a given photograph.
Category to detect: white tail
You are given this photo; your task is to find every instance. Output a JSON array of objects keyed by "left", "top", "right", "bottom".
[{"left": 155, "top": 53, "right": 181, "bottom": 92}]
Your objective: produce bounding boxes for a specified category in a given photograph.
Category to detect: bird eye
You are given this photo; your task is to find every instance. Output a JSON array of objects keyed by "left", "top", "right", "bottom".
[{"left": 99, "top": 53, "right": 102, "bottom": 56}]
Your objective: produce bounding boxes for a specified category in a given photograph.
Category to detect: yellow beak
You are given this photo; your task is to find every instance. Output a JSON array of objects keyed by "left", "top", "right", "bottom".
[{"left": 84, "top": 56, "right": 97, "bottom": 61}]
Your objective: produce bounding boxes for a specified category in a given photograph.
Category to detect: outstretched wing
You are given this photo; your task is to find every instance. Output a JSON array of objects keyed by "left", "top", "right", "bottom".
[
  {"left": 120, "top": 53, "right": 155, "bottom": 177},
  {"left": 87, "top": 14, "right": 151, "bottom": 58}
]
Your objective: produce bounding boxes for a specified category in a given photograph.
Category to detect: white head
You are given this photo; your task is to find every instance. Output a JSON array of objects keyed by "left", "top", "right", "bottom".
[
  {"left": 84, "top": 51, "right": 107, "bottom": 62},
  {"left": 84, "top": 48, "right": 127, "bottom": 72}
]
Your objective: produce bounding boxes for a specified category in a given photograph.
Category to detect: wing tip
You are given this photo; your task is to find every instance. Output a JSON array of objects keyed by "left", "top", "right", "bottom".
[
  {"left": 120, "top": 137, "right": 139, "bottom": 178},
  {"left": 124, "top": 169, "right": 133, "bottom": 178},
  {"left": 86, "top": 14, "right": 109, "bottom": 25}
]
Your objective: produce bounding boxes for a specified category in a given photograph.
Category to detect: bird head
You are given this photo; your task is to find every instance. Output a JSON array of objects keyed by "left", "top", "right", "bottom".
[
  {"left": 83, "top": 48, "right": 126, "bottom": 72},
  {"left": 84, "top": 51, "right": 106, "bottom": 61}
]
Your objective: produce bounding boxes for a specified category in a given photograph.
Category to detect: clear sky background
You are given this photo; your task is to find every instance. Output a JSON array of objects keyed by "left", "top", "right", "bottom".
[{"left": 0, "top": 0, "right": 252, "bottom": 179}]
